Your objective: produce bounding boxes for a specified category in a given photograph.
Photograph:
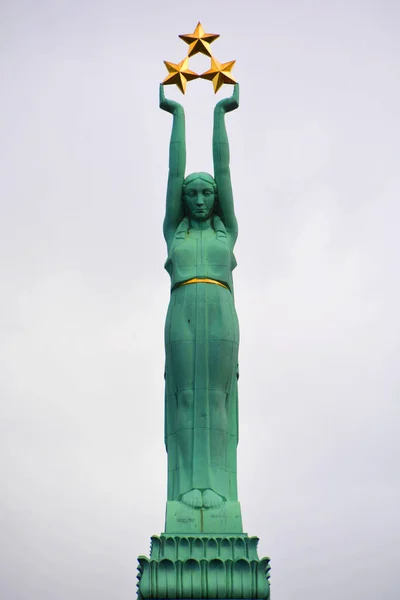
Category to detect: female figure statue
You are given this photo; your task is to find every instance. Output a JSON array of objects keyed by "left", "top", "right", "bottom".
[{"left": 160, "top": 83, "right": 240, "bottom": 510}]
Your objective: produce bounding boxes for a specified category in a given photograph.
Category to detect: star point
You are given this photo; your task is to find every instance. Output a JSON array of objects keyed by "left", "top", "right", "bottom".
[
  {"left": 179, "top": 21, "right": 220, "bottom": 57},
  {"left": 200, "top": 56, "right": 237, "bottom": 93},
  {"left": 162, "top": 57, "right": 199, "bottom": 94}
]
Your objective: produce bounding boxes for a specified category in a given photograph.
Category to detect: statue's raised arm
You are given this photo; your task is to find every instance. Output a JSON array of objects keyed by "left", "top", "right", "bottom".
[
  {"left": 213, "top": 83, "right": 239, "bottom": 243},
  {"left": 160, "top": 84, "right": 186, "bottom": 246}
]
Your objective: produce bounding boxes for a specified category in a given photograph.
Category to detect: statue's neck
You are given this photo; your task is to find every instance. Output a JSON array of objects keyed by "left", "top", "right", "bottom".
[{"left": 189, "top": 218, "right": 212, "bottom": 231}]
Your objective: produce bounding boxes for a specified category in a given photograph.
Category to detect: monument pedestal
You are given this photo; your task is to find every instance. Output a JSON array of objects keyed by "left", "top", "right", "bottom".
[{"left": 137, "top": 531, "right": 270, "bottom": 599}]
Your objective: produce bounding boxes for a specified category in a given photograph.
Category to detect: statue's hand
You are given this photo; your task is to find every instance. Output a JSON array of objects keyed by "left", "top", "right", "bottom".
[
  {"left": 215, "top": 84, "right": 239, "bottom": 114},
  {"left": 159, "top": 84, "right": 183, "bottom": 115}
]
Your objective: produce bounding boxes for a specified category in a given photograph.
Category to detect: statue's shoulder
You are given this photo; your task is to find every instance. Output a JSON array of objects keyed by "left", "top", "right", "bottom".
[
  {"left": 164, "top": 217, "right": 189, "bottom": 254},
  {"left": 214, "top": 216, "right": 238, "bottom": 253}
]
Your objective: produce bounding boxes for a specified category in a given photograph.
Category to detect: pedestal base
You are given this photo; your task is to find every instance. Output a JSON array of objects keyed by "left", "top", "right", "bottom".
[{"left": 137, "top": 534, "right": 270, "bottom": 599}]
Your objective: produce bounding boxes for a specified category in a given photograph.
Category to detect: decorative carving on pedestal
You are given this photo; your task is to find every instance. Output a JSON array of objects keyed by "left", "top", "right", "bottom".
[{"left": 137, "top": 536, "right": 271, "bottom": 599}]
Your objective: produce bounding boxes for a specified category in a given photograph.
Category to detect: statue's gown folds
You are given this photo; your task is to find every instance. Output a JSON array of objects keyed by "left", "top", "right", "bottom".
[{"left": 164, "top": 216, "right": 239, "bottom": 502}]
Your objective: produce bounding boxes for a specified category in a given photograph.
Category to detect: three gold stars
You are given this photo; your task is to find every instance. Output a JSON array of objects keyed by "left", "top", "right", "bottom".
[{"left": 162, "top": 22, "right": 237, "bottom": 94}]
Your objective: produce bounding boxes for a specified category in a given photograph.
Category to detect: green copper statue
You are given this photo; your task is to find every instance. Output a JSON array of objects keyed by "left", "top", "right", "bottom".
[
  {"left": 160, "top": 83, "right": 240, "bottom": 512},
  {"left": 136, "top": 54, "right": 270, "bottom": 600}
]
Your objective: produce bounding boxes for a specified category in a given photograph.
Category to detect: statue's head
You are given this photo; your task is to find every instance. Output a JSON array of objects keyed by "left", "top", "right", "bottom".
[{"left": 183, "top": 172, "right": 217, "bottom": 221}]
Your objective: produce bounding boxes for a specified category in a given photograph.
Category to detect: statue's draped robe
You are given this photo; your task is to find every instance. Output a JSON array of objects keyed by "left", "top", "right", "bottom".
[{"left": 164, "top": 216, "right": 239, "bottom": 501}]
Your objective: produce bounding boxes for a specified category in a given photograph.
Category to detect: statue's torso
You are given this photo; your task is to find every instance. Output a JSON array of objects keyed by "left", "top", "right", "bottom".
[{"left": 165, "top": 227, "right": 236, "bottom": 290}]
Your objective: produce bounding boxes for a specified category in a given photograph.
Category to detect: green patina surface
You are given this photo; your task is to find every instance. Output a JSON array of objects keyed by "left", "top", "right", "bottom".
[
  {"left": 136, "top": 84, "right": 270, "bottom": 599},
  {"left": 165, "top": 501, "right": 243, "bottom": 535},
  {"left": 162, "top": 84, "right": 240, "bottom": 515},
  {"left": 137, "top": 535, "right": 270, "bottom": 600}
]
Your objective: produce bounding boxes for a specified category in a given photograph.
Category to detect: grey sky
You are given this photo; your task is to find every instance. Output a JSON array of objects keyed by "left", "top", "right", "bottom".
[{"left": 1, "top": 1, "right": 399, "bottom": 598}]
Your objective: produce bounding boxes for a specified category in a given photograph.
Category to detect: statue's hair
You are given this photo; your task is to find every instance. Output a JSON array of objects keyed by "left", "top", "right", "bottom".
[{"left": 183, "top": 172, "right": 217, "bottom": 194}]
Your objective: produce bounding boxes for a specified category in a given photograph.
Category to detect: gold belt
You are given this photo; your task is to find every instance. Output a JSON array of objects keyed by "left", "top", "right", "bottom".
[{"left": 179, "top": 277, "right": 229, "bottom": 290}]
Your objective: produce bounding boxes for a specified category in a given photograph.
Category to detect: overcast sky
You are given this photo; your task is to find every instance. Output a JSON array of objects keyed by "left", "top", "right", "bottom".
[{"left": 1, "top": 1, "right": 399, "bottom": 599}]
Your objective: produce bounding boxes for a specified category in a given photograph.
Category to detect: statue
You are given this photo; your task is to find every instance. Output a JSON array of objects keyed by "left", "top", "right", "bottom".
[
  {"left": 136, "top": 24, "right": 271, "bottom": 600},
  {"left": 160, "top": 83, "right": 240, "bottom": 511}
]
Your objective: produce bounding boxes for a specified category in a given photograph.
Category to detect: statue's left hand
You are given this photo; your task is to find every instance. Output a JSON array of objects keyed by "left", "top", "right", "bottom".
[
  {"left": 159, "top": 84, "right": 183, "bottom": 115},
  {"left": 215, "top": 84, "right": 239, "bottom": 114}
]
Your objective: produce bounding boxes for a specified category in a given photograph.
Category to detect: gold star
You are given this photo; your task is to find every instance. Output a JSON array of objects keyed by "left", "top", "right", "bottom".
[
  {"left": 179, "top": 21, "right": 219, "bottom": 57},
  {"left": 200, "top": 56, "right": 237, "bottom": 93},
  {"left": 162, "top": 57, "right": 199, "bottom": 94}
]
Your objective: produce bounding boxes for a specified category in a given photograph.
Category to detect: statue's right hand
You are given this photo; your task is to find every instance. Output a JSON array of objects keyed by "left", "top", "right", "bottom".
[{"left": 159, "top": 84, "right": 183, "bottom": 115}]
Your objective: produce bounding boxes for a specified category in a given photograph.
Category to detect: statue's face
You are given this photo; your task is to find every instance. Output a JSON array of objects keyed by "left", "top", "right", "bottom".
[{"left": 184, "top": 178, "right": 215, "bottom": 221}]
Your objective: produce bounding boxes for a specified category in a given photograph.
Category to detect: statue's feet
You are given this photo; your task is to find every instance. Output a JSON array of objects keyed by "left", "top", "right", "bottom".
[
  {"left": 181, "top": 489, "right": 202, "bottom": 509},
  {"left": 202, "top": 489, "right": 224, "bottom": 509}
]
